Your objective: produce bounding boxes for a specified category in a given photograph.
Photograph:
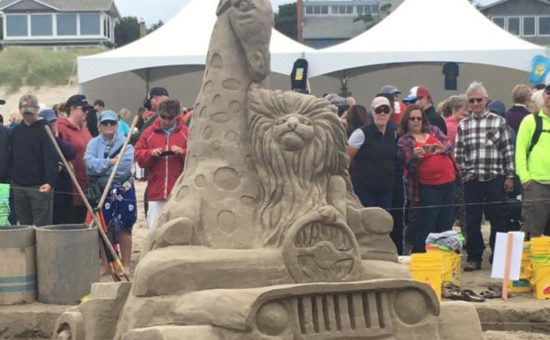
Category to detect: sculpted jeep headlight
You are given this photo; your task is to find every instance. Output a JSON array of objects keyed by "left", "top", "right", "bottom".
[
  {"left": 393, "top": 289, "right": 429, "bottom": 325},
  {"left": 256, "top": 301, "right": 289, "bottom": 336}
]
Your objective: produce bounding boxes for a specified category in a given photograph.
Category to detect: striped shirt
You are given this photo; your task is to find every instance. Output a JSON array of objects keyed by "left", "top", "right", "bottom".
[{"left": 454, "top": 111, "right": 514, "bottom": 181}]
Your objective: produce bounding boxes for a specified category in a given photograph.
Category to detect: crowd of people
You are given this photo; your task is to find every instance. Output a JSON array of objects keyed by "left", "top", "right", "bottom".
[
  {"left": 340, "top": 80, "right": 550, "bottom": 271},
  {"left": 0, "top": 87, "right": 189, "bottom": 273},
  {"left": 1, "top": 80, "right": 549, "bottom": 274}
]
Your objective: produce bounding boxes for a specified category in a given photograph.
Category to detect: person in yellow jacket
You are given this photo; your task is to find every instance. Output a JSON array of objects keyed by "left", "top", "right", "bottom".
[{"left": 515, "top": 84, "right": 550, "bottom": 236}]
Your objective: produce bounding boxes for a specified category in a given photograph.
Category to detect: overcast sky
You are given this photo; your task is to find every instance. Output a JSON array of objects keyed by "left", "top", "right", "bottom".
[{"left": 114, "top": 0, "right": 294, "bottom": 26}]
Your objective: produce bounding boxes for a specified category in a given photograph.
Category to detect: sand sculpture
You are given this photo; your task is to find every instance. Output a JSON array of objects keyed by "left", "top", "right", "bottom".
[{"left": 53, "top": 1, "right": 484, "bottom": 339}]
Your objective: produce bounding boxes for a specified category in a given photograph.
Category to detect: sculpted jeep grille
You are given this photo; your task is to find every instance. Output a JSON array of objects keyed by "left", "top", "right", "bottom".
[{"left": 290, "top": 292, "right": 393, "bottom": 338}]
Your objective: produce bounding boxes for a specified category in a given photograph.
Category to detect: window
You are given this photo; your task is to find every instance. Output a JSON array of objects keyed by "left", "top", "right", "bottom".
[
  {"left": 357, "top": 5, "right": 365, "bottom": 14},
  {"left": 57, "top": 14, "right": 77, "bottom": 35},
  {"left": 80, "top": 13, "right": 100, "bottom": 35},
  {"left": 306, "top": 6, "right": 313, "bottom": 15},
  {"left": 523, "top": 16, "right": 535, "bottom": 36},
  {"left": 371, "top": 4, "right": 379, "bottom": 14},
  {"left": 31, "top": 14, "right": 52, "bottom": 36},
  {"left": 492, "top": 17, "right": 505, "bottom": 29},
  {"left": 346, "top": 5, "right": 353, "bottom": 14},
  {"left": 6, "top": 15, "right": 28, "bottom": 36},
  {"left": 507, "top": 17, "right": 520, "bottom": 35},
  {"left": 540, "top": 16, "right": 550, "bottom": 35}
]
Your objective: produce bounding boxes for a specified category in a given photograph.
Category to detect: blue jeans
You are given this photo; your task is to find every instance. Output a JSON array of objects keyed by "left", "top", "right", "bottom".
[
  {"left": 412, "top": 181, "right": 456, "bottom": 252},
  {"left": 464, "top": 176, "right": 506, "bottom": 262},
  {"left": 353, "top": 184, "right": 393, "bottom": 210}
]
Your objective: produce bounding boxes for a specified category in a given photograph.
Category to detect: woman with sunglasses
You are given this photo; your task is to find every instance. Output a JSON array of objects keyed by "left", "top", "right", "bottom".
[
  {"left": 397, "top": 104, "right": 456, "bottom": 253},
  {"left": 346, "top": 96, "right": 397, "bottom": 209},
  {"left": 84, "top": 110, "right": 136, "bottom": 273},
  {"left": 135, "top": 99, "right": 189, "bottom": 230}
]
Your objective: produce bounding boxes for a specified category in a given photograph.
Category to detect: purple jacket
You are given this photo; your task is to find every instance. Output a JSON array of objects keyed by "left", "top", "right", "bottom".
[{"left": 505, "top": 105, "right": 530, "bottom": 134}]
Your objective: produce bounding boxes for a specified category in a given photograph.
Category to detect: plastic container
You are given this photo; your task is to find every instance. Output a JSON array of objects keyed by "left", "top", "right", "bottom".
[
  {"left": 530, "top": 237, "right": 550, "bottom": 255},
  {"left": 531, "top": 255, "right": 550, "bottom": 299},
  {"left": 411, "top": 252, "right": 443, "bottom": 299},
  {"left": 36, "top": 224, "right": 100, "bottom": 304},
  {"left": 509, "top": 243, "right": 532, "bottom": 293},
  {"left": 0, "top": 226, "right": 36, "bottom": 305},
  {"left": 426, "top": 247, "right": 461, "bottom": 286}
]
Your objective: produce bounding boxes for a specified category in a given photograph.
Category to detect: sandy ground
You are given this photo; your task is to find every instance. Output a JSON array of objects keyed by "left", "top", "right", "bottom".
[{"left": 0, "top": 85, "right": 79, "bottom": 124}]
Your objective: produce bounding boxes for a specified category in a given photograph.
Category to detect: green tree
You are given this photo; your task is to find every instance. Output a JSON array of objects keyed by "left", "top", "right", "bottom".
[
  {"left": 115, "top": 17, "right": 141, "bottom": 47},
  {"left": 274, "top": 3, "right": 297, "bottom": 40},
  {"left": 147, "top": 20, "right": 164, "bottom": 34},
  {"left": 354, "top": 3, "right": 392, "bottom": 30}
]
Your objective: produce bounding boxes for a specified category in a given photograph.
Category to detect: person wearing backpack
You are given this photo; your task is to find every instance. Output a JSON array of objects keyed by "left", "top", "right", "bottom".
[{"left": 515, "top": 83, "right": 550, "bottom": 237}]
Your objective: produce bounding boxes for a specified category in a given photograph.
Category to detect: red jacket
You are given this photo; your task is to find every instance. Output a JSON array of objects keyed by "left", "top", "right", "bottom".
[
  {"left": 135, "top": 119, "right": 189, "bottom": 201},
  {"left": 57, "top": 118, "right": 92, "bottom": 205}
]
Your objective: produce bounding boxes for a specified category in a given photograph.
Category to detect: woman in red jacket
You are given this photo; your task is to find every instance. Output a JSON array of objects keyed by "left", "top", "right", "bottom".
[{"left": 135, "top": 99, "right": 189, "bottom": 230}]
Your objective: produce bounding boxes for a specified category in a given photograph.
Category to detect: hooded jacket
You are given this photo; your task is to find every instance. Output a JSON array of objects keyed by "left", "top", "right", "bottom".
[
  {"left": 135, "top": 118, "right": 188, "bottom": 201},
  {"left": 57, "top": 117, "right": 92, "bottom": 205},
  {"left": 9, "top": 119, "right": 58, "bottom": 187}
]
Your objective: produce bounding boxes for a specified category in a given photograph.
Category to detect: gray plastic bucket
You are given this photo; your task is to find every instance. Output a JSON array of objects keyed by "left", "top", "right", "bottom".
[
  {"left": 0, "top": 225, "right": 36, "bottom": 305},
  {"left": 36, "top": 224, "right": 100, "bottom": 304}
]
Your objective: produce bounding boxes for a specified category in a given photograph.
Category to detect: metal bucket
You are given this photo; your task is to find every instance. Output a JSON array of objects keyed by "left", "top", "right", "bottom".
[
  {"left": 0, "top": 225, "right": 36, "bottom": 305},
  {"left": 36, "top": 224, "right": 100, "bottom": 304}
]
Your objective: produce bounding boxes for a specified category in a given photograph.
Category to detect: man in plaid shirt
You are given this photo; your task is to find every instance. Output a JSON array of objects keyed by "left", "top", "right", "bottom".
[{"left": 455, "top": 81, "right": 515, "bottom": 271}]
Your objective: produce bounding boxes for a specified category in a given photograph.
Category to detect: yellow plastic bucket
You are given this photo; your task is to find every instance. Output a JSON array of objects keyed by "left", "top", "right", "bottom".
[
  {"left": 530, "top": 237, "right": 550, "bottom": 255},
  {"left": 531, "top": 259, "right": 550, "bottom": 299},
  {"left": 509, "top": 243, "right": 533, "bottom": 293},
  {"left": 411, "top": 252, "right": 443, "bottom": 299},
  {"left": 426, "top": 247, "right": 461, "bottom": 286}
]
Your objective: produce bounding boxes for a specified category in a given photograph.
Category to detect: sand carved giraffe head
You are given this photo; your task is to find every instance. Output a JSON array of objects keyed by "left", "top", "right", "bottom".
[{"left": 217, "top": 0, "right": 272, "bottom": 83}]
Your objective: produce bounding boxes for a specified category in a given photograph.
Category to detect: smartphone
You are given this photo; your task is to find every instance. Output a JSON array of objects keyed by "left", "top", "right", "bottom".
[
  {"left": 422, "top": 144, "right": 436, "bottom": 153},
  {"left": 160, "top": 150, "right": 176, "bottom": 157}
]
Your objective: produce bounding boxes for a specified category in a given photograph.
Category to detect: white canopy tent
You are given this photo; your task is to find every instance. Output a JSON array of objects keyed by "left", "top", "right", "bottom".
[
  {"left": 77, "top": 0, "right": 313, "bottom": 111},
  {"left": 306, "top": 0, "right": 548, "bottom": 77},
  {"left": 78, "top": 0, "right": 549, "bottom": 111}
]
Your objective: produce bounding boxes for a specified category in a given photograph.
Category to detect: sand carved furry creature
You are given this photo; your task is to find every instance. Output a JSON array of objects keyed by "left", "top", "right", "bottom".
[{"left": 247, "top": 88, "right": 348, "bottom": 246}]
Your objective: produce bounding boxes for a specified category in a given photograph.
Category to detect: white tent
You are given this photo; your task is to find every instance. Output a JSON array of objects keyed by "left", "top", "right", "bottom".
[
  {"left": 77, "top": 0, "right": 314, "bottom": 112},
  {"left": 78, "top": 0, "right": 314, "bottom": 84},
  {"left": 306, "top": 0, "right": 548, "bottom": 77}
]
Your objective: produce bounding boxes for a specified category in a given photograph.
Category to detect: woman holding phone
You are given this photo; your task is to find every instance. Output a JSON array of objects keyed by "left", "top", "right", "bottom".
[
  {"left": 397, "top": 105, "right": 457, "bottom": 253},
  {"left": 135, "top": 99, "right": 189, "bottom": 230}
]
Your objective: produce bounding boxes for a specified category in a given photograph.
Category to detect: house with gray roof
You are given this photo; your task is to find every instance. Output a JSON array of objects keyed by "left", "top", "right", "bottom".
[
  {"left": 302, "top": 0, "right": 403, "bottom": 48},
  {"left": 0, "top": 0, "right": 120, "bottom": 47},
  {"left": 480, "top": 0, "right": 550, "bottom": 46}
]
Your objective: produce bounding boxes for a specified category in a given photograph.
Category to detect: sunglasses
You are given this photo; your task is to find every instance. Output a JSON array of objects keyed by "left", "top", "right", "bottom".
[
  {"left": 409, "top": 117, "right": 423, "bottom": 122},
  {"left": 100, "top": 120, "right": 117, "bottom": 126},
  {"left": 160, "top": 114, "right": 177, "bottom": 121},
  {"left": 374, "top": 106, "right": 390, "bottom": 115},
  {"left": 468, "top": 98, "right": 484, "bottom": 104}
]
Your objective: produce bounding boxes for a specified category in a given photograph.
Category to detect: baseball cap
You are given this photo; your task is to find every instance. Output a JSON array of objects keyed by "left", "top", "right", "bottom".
[
  {"left": 19, "top": 94, "right": 40, "bottom": 114},
  {"left": 149, "top": 87, "right": 169, "bottom": 98},
  {"left": 487, "top": 100, "right": 506, "bottom": 117},
  {"left": 66, "top": 94, "right": 93, "bottom": 110},
  {"left": 98, "top": 110, "right": 118, "bottom": 123},
  {"left": 371, "top": 96, "right": 391, "bottom": 109},
  {"left": 39, "top": 109, "right": 57, "bottom": 122},
  {"left": 403, "top": 85, "right": 432, "bottom": 103},
  {"left": 379, "top": 85, "right": 401, "bottom": 95}
]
